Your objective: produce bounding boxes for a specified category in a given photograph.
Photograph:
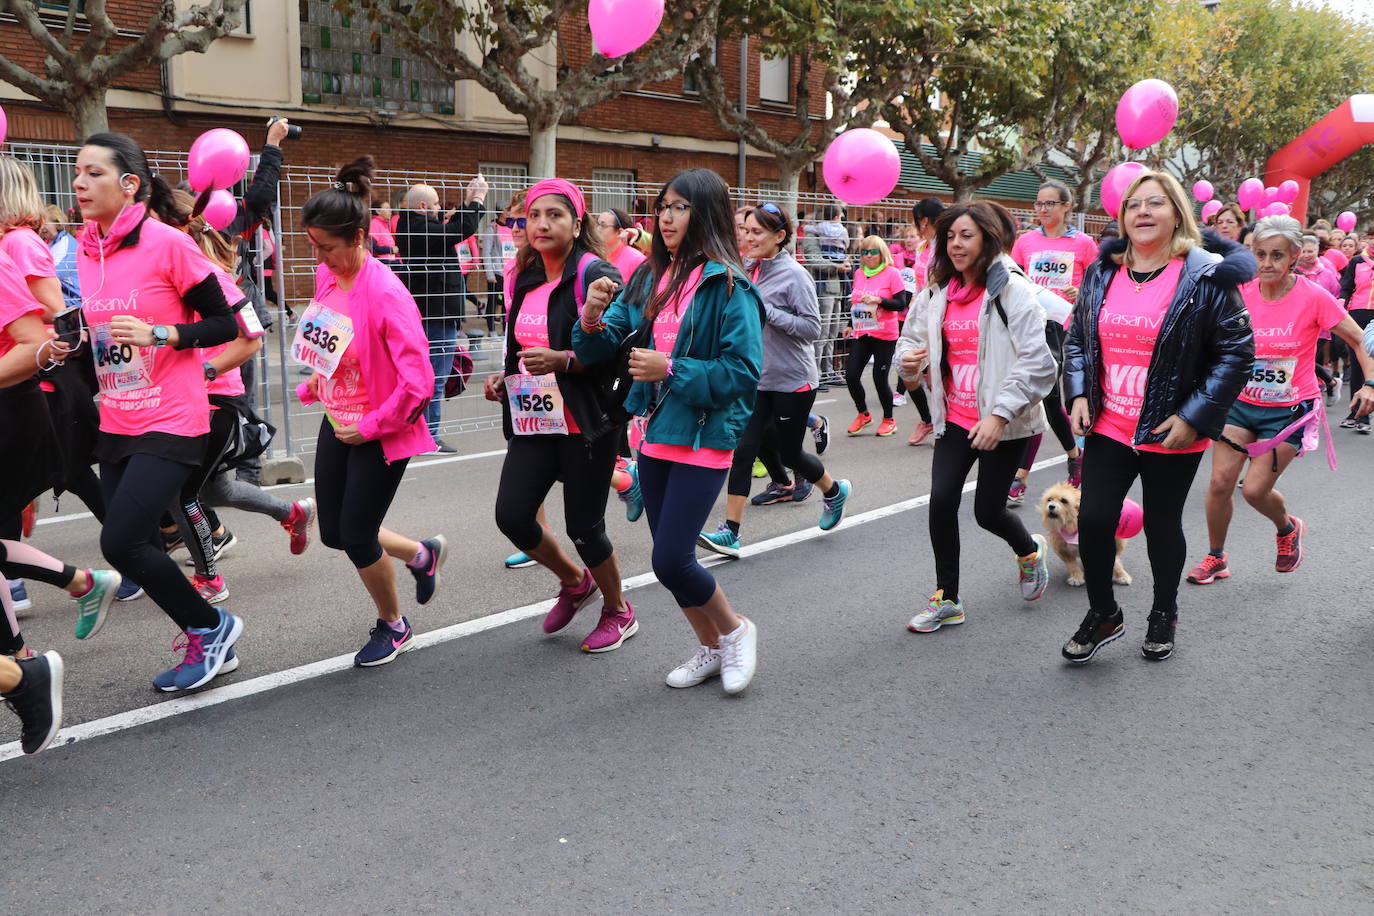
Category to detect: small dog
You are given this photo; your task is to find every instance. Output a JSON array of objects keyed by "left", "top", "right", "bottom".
[{"left": 1038, "top": 482, "right": 1132, "bottom": 587}]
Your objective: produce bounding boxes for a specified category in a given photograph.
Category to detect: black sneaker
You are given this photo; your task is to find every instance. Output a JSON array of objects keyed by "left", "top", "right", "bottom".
[
  {"left": 432, "top": 438, "right": 458, "bottom": 454},
  {"left": 410, "top": 535, "right": 449, "bottom": 606},
  {"left": 162, "top": 530, "right": 185, "bottom": 554},
  {"left": 750, "top": 482, "right": 795, "bottom": 506},
  {"left": 1061, "top": 608, "right": 1125, "bottom": 664},
  {"left": 1358, "top": 420, "right": 1371, "bottom": 435},
  {"left": 182, "top": 528, "right": 238, "bottom": 567},
  {"left": 1141, "top": 611, "right": 1176, "bottom": 660},
  {"left": 2, "top": 651, "right": 64, "bottom": 755},
  {"left": 812, "top": 415, "right": 830, "bottom": 455}
]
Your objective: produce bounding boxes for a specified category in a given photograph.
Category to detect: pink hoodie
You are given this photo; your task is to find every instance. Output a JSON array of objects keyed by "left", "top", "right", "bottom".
[{"left": 297, "top": 253, "right": 435, "bottom": 463}]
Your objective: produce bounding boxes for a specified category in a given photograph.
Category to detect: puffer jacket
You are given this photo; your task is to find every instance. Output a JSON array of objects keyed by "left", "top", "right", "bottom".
[{"left": 1064, "top": 231, "right": 1255, "bottom": 445}]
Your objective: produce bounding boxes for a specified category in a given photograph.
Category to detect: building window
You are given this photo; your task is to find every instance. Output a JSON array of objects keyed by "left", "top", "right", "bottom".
[
  {"left": 479, "top": 163, "right": 530, "bottom": 211},
  {"left": 591, "top": 169, "right": 636, "bottom": 215},
  {"left": 759, "top": 55, "right": 790, "bottom": 104},
  {"left": 757, "top": 180, "right": 781, "bottom": 201},
  {"left": 232, "top": 0, "right": 252, "bottom": 36},
  {"left": 299, "top": 0, "right": 455, "bottom": 114},
  {"left": 682, "top": 42, "right": 718, "bottom": 95},
  {"left": 7, "top": 144, "right": 77, "bottom": 217}
]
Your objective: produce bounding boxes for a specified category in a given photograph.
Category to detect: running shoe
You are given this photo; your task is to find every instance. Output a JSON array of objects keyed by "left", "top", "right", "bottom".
[
  {"left": 907, "top": 591, "right": 965, "bottom": 632},
  {"left": 893, "top": 393, "right": 908, "bottom": 407},
  {"left": 1018, "top": 534, "right": 1050, "bottom": 601},
  {"left": 818, "top": 479, "right": 851, "bottom": 531},
  {"left": 718, "top": 616, "right": 758, "bottom": 694},
  {"left": 812, "top": 415, "right": 830, "bottom": 455},
  {"left": 908, "top": 422, "right": 934, "bottom": 446},
  {"left": 72, "top": 569, "right": 120, "bottom": 640},
  {"left": 410, "top": 535, "right": 448, "bottom": 606},
  {"left": 1141, "top": 611, "right": 1176, "bottom": 661},
  {"left": 1339, "top": 417, "right": 1357, "bottom": 429},
  {"left": 282, "top": 498, "right": 316, "bottom": 555},
  {"left": 7, "top": 580, "right": 32, "bottom": 613},
  {"left": 581, "top": 603, "right": 639, "bottom": 653},
  {"left": 1358, "top": 420, "right": 1371, "bottom": 435},
  {"left": 1007, "top": 478, "right": 1027, "bottom": 505},
  {"left": 665, "top": 644, "right": 722, "bottom": 688},
  {"left": 191, "top": 574, "right": 229, "bottom": 605},
  {"left": 432, "top": 438, "right": 458, "bottom": 455},
  {"left": 1066, "top": 455, "right": 1083, "bottom": 488},
  {"left": 162, "top": 530, "right": 185, "bottom": 555},
  {"left": 354, "top": 617, "right": 415, "bottom": 667},
  {"left": 182, "top": 528, "right": 237, "bottom": 567},
  {"left": 876, "top": 417, "right": 898, "bottom": 437},
  {"left": 1061, "top": 607, "right": 1124, "bottom": 663},
  {"left": 791, "top": 478, "right": 814, "bottom": 502},
  {"left": 846, "top": 412, "right": 873, "bottom": 435},
  {"left": 1186, "top": 553, "right": 1229, "bottom": 584},
  {"left": 618, "top": 460, "right": 644, "bottom": 523},
  {"left": 153, "top": 608, "right": 243, "bottom": 692},
  {"left": 750, "top": 482, "right": 795, "bottom": 506},
  {"left": 751, "top": 458, "right": 767, "bottom": 479},
  {"left": 504, "top": 550, "right": 537, "bottom": 569},
  {"left": 1275, "top": 516, "right": 1305, "bottom": 573},
  {"left": 2, "top": 650, "right": 63, "bottom": 755},
  {"left": 20, "top": 500, "right": 35, "bottom": 538},
  {"left": 697, "top": 523, "right": 742, "bottom": 559},
  {"left": 115, "top": 578, "right": 144, "bottom": 602},
  {"left": 543, "top": 570, "right": 600, "bottom": 634}
]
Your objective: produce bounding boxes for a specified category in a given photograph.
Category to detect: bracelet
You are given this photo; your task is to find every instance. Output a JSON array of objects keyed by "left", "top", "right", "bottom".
[
  {"left": 580, "top": 317, "right": 606, "bottom": 333},
  {"left": 1364, "top": 380, "right": 1374, "bottom": 389},
  {"left": 664, "top": 357, "right": 674, "bottom": 377},
  {"left": 564, "top": 350, "right": 576, "bottom": 372}
]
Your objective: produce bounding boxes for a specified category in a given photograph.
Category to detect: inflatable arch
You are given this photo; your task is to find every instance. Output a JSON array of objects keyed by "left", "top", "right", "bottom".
[{"left": 1264, "top": 94, "right": 1374, "bottom": 225}]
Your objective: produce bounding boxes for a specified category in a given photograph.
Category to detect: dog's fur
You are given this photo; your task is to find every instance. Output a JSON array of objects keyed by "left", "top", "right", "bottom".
[{"left": 1038, "top": 483, "right": 1132, "bottom": 587}]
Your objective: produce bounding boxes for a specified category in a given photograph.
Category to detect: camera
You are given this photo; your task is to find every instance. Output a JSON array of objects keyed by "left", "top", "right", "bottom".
[{"left": 269, "top": 116, "right": 302, "bottom": 140}]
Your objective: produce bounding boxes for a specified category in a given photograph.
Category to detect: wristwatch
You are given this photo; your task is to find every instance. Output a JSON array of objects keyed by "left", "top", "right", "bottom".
[
  {"left": 203, "top": 362, "right": 218, "bottom": 382},
  {"left": 152, "top": 324, "right": 171, "bottom": 348}
]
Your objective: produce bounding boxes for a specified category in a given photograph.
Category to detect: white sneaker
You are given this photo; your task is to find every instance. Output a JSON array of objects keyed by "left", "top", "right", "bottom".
[
  {"left": 893, "top": 394, "right": 908, "bottom": 407},
  {"left": 665, "top": 644, "right": 721, "bottom": 688},
  {"left": 718, "top": 617, "right": 758, "bottom": 694}
]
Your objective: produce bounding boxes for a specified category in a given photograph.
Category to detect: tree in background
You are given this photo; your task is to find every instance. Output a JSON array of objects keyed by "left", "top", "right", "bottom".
[{"left": 0, "top": 0, "right": 248, "bottom": 137}]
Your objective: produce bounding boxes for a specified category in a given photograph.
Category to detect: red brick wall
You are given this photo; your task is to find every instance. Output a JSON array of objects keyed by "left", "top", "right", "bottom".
[{"left": 0, "top": 3, "right": 164, "bottom": 95}]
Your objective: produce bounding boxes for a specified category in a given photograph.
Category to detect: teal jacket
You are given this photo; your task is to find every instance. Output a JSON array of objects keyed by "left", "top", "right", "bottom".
[{"left": 573, "top": 259, "right": 764, "bottom": 451}]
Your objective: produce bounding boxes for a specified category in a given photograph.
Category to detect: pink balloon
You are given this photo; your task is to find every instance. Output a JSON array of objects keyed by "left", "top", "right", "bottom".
[
  {"left": 0, "top": 103, "right": 7, "bottom": 147},
  {"left": 1099, "top": 161, "right": 1148, "bottom": 216},
  {"left": 1262, "top": 186, "right": 1280, "bottom": 205},
  {"left": 1115, "top": 79, "right": 1178, "bottom": 149},
  {"left": 1277, "top": 180, "right": 1300, "bottom": 204},
  {"left": 821, "top": 128, "right": 900, "bottom": 207},
  {"left": 1192, "top": 180, "right": 1214, "bottom": 203},
  {"left": 187, "top": 129, "right": 250, "bottom": 192},
  {"left": 1200, "top": 200, "right": 1223, "bottom": 222},
  {"left": 1117, "top": 498, "right": 1144, "bottom": 539},
  {"left": 588, "top": 0, "right": 665, "bottom": 58},
  {"left": 1236, "top": 178, "right": 1264, "bottom": 211},
  {"left": 200, "top": 189, "right": 238, "bottom": 232},
  {"left": 1337, "top": 210, "right": 1357, "bottom": 232}
]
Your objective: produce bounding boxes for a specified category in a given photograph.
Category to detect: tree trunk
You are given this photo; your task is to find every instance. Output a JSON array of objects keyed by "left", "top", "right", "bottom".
[
  {"left": 69, "top": 91, "right": 110, "bottom": 140},
  {"left": 776, "top": 162, "right": 803, "bottom": 219},
  {"left": 527, "top": 120, "right": 557, "bottom": 180},
  {"left": 951, "top": 181, "right": 976, "bottom": 202}
]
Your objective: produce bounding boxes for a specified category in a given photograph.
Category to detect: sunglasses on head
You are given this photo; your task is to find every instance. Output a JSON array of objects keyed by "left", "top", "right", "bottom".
[{"left": 757, "top": 202, "right": 782, "bottom": 215}]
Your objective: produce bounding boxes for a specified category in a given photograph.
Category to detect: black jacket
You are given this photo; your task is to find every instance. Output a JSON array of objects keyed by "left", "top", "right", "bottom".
[
  {"left": 500, "top": 248, "right": 624, "bottom": 443},
  {"left": 1064, "top": 231, "right": 1256, "bottom": 445},
  {"left": 394, "top": 203, "right": 483, "bottom": 320}
]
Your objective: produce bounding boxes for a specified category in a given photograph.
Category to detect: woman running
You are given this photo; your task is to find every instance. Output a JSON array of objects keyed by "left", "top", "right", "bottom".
[
  {"left": 844, "top": 236, "right": 909, "bottom": 437},
  {"left": 574, "top": 168, "right": 764, "bottom": 694},
  {"left": 898, "top": 199, "right": 944, "bottom": 445},
  {"left": 896, "top": 201, "right": 1057, "bottom": 634},
  {"left": 1062, "top": 170, "right": 1255, "bottom": 664},
  {"left": 698, "top": 202, "right": 851, "bottom": 558},
  {"left": 295, "top": 157, "right": 446, "bottom": 668},
  {"left": 74, "top": 132, "right": 243, "bottom": 691},
  {"left": 1188, "top": 215, "right": 1374, "bottom": 585},
  {"left": 485, "top": 178, "right": 635, "bottom": 653},
  {"left": 1337, "top": 225, "right": 1373, "bottom": 433}
]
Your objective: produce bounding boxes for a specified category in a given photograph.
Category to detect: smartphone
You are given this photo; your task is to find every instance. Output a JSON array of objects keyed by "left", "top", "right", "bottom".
[{"left": 52, "top": 306, "right": 85, "bottom": 353}]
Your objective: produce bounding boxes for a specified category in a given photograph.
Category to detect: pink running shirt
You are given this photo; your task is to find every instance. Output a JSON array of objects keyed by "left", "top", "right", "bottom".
[
  {"left": 1011, "top": 228, "right": 1099, "bottom": 302},
  {"left": 0, "top": 227, "right": 56, "bottom": 280},
  {"left": 609, "top": 244, "right": 646, "bottom": 283},
  {"left": 850, "top": 265, "right": 907, "bottom": 340},
  {"left": 1238, "top": 276, "right": 1346, "bottom": 407},
  {"left": 0, "top": 251, "right": 43, "bottom": 359},
  {"left": 511, "top": 278, "right": 579, "bottom": 434},
  {"left": 316, "top": 285, "right": 370, "bottom": 427},
  {"left": 941, "top": 290, "right": 983, "bottom": 431}
]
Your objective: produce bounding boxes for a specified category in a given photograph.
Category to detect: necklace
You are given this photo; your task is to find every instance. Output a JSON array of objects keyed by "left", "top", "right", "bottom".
[{"left": 1126, "top": 264, "right": 1167, "bottom": 293}]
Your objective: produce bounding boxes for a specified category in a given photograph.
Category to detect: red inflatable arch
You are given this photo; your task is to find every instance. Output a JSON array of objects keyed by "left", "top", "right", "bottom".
[{"left": 1264, "top": 94, "right": 1374, "bottom": 224}]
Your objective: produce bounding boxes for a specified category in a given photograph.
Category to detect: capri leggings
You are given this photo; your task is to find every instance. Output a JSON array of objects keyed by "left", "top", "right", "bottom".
[
  {"left": 727, "top": 389, "right": 826, "bottom": 498},
  {"left": 846, "top": 335, "right": 897, "bottom": 418},
  {"left": 314, "top": 419, "right": 409, "bottom": 569},
  {"left": 494, "top": 431, "right": 618, "bottom": 569},
  {"left": 0, "top": 539, "right": 77, "bottom": 655},
  {"left": 1078, "top": 434, "right": 1205, "bottom": 617},
  {"left": 637, "top": 454, "right": 726, "bottom": 608}
]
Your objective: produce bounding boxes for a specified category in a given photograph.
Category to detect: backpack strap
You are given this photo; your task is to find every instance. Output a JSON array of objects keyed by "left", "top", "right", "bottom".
[{"left": 574, "top": 251, "right": 599, "bottom": 312}]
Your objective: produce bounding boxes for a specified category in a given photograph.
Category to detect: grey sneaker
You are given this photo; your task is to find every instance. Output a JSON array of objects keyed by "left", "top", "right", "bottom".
[
  {"left": 907, "top": 591, "right": 966, "bottom": 632},
  {"left": 1018, "top": 533, "right": 1050, "bottom": 601}
]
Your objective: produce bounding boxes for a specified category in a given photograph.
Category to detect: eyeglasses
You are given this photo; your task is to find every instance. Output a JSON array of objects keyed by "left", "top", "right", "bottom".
[
  {"left": 1033, "top": 200, "right": 1066, "bottom": 209},
  {"left": 860, "top": 248, "right": 881, "bottom": 256},
  {"left": 654, "top": 201, "right": 692, "bottom": 217},
  {"left": 1123, "top": 195, "right": 1171, "bottom": 215},
  {"left": 496, "top": 216, "right": 527, "bottom": 229}
]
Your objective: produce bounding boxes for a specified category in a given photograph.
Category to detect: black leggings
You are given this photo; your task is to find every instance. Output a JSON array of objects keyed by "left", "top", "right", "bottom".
[
  {"left": 846, "top": 335, "right": 896, "bottom": 418},
  {"left": 928, "top": 423, "right": 1036, "bottom": 602},
  {"left": 494, "top": 432, "right": 618, "bottom": 569},
  {"left": 895, "top": 377, "right": 933, "bottom": 423},
  {"left": 100, "top": 452, "right": 220, "bottom": 631},
  {"left": 1020, "top": 384, "right": 1076, "bottom": 468},
  {"left": 1346, "top": 309, "right": 1373, "bottom": 419},
  {"left": 1079, "top": 434, "right": 1205, "bottom": 617},
  {"left": 172, "top": 406, "right": 237, "bottom": 578},
  {"left": 638, "top": 455, "right": 726, "bottom": 608},
  {"left": 727, "top": 389, "right": 826, "bottom": 498},
  {"left": 314, "top": 419, "right": 409, "bottom": 569}
]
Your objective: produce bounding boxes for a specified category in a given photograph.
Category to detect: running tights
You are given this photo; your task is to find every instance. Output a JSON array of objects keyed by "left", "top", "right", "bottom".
[
  {"left": 494, "top": 432, "right": 618, "bottom": 569},
  {"left": 928, "top": 423, "right": 1036, "bottom": 602},
  {"left": 1079, "top": 434, "right": 1205, "bottom": 617},
  {"left": 637, "top": 454, "right": 726, "bottom": 608},
  {"left": 1346, "top": 310, "right": 1373, "bottom": 419},
  {"left": 0, "top": 540, "right": 76, "bottom": 654},
  {"left": 1020, "top": 384, "right": 1075, "bottom": 469},
  {"left": 896, "top": 377, "right": 933, "bottom": 423},
  {"left": 845, "top": 336, "right": 896, "bottom": 419},
  {"left": 173, "top": 407, "right": 236, "bottom": 579},
  {"left": 727, "top": 390, "right": 825, "bottom": 498},
  {"left": 314, "top": 419, "right": 409, "bottom": 569}
]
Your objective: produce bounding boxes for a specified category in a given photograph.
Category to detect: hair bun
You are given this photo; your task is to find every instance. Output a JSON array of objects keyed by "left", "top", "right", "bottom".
[{"left": 335, "top": 156, "right": 375, "bottom": 198}]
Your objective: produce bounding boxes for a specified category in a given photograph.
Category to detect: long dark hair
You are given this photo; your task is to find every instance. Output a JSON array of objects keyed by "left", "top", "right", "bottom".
[
  {"left": 514, "top": 191, "right": 604, "bottom": 273},
  {"left": 302, "top": 156, "right": 374, "bottom": 241},
  {"left": 928, "top": 201, "right": 1016, "bottom": 288},
  {"left": 646, "top": 168, "right": 742, "bottom": 316},
  {"left": 83, "top": 132, "right": 182, "bottom": 227}
]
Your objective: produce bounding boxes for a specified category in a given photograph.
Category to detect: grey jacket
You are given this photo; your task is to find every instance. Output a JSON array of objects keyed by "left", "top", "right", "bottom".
[
  {"left": 896, "top": 255, "right": 1057, "bottom": 441},
  {"left": 801, "top": 222, "right": 849, "bottom": 279},
  {"left": 745, "top": 248, "right": 822, "bottom": 391}
]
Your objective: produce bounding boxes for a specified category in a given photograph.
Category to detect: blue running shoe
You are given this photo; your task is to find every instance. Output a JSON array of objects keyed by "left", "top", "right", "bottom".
[
  {"left": 504, "top": 550, "right": 537, "bottom": 569},
  {"left": 355, "top": 617, "right": 415, "bottom": 667},
  {"left": 152, "top": 609, "right": 243, "bottom": 692},
  {"left": 819, "top": 479, "right": 851, "bottom": 531},
  {"left": 696, "top": 522, "right": 741, "bottom": 559},
  {"left": 410, "top": 535, "right": 448, "bottom": 606},
  {"left": 791, "top": 478, "right": 814, "bottom": 503},
  {"left": 116, "top": 578, "right": 144, "bottom": 602},
  {"left": 618, "top": 460, "right": 644, "bottom": 523},
  {"left": 7, "top": 580, "right": 32, "bottom": 612}
]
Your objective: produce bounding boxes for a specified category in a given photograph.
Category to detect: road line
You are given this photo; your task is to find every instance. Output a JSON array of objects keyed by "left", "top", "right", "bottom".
[{"left": 3, "top": 456, "right": 1067, "bottom": 762}]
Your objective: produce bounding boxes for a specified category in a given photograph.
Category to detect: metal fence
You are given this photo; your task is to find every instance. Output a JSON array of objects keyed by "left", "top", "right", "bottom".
[{"left": 10, "top": 141, "right": 1113, "bottom": 458}]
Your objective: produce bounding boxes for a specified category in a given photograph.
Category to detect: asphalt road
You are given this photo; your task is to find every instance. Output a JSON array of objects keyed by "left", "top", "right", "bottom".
[{"left": 2, "top": 400, "right": 1372, "bottom": 913}]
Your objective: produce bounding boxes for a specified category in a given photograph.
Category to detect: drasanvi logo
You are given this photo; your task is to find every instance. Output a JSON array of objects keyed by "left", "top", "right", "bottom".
[
  {"left": 1102, "top": 309, "right": 1164, "bottom": 330},
  {"left": 944, "top": 318, "right": 979, "bottom": 332},
  {"left": 84, "top": 287, "right": 139, "bottom": 315},
  {"left": 1252, "top": 322, "right": 1296, "bottom": 338}
]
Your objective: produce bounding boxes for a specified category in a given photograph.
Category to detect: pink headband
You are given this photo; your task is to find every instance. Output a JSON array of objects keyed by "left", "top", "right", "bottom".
[{"left": 525, "top": 178, "right": 586, "bottom": 219}]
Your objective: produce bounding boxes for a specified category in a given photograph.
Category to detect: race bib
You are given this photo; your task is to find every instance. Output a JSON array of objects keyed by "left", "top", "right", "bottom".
[
  {"left": 292, "top": 299, "right": 355, "bottom": 379},
  {"left": 852, "top": 307, "right": 879, "bottom": 332},
  {"left": 1244, "top": 356, "right": 1298, "bottom": 403},
  {"left": 505, "top": 372, "right": 567, "bottom": 435},
  {"left": 900, "top": 267, "right": 918, "bottom": 294},
  {"left": 1029, "top": 251, "right": 1074, "bottom": 289},
  {"left": 91, "top": 322, "right": 153, "bottom": 393}
]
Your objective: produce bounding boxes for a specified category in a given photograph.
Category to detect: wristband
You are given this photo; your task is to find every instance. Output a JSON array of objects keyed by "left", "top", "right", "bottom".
[
  {"left": 564, "top": 350, "right": 576, "bottom": 372},
  {"left": 580, "top": 316, "right": 606, "bottom": 333},
  {"left": 1364, "top": 380, "right": 1374, "bottom": 389}
]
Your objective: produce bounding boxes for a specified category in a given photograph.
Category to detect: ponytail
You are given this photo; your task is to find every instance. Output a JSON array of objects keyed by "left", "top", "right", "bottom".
[{"left": 302, "top": 155, "right": 374, "bottom": 241}]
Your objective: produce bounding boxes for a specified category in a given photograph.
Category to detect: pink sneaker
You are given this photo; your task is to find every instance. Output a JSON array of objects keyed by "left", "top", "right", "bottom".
[
  {"left": 282, "top": 498, "right": 316, "bottom": 556},
  {"left": 542, "top": 570, "right": 600, "bottom": 634},
  {"left": 581, "top": 603, "right": 639, "bottom": 653},
  {"left": 191, "top": 573, "right": 228, "bottom": 605}
]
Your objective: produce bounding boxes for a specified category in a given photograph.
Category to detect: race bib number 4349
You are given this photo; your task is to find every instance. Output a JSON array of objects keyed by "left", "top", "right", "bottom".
[{"left": 1029, "top": 251, "right": 1074, "bottom": 289}]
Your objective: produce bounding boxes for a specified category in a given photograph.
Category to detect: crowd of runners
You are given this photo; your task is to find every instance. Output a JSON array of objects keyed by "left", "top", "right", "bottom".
[{"left": 2, "top": 132, "right": 1372, "bottom": 755}]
